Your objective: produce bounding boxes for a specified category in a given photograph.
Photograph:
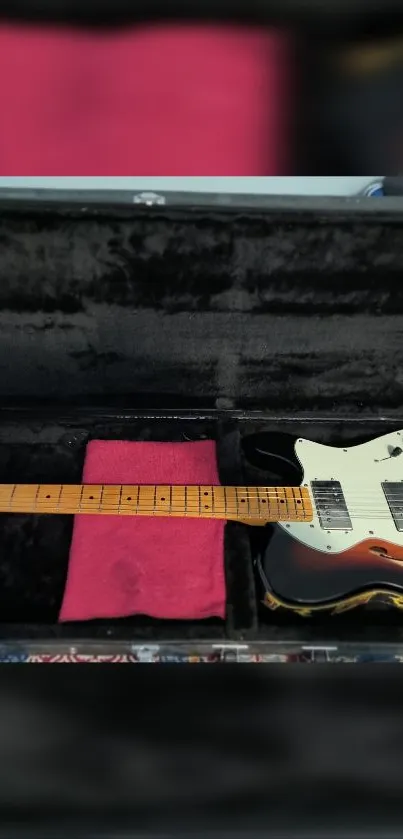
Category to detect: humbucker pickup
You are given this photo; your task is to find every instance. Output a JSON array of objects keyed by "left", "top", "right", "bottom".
[
  {"left": 311, "top": 480, "right": 352, "bottom": 530},
  {"left": 382, "top": 482, "right": 403, "bottom": 532}
]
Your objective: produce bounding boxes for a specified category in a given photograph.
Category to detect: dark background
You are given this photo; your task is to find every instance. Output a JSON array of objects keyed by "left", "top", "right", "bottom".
[
  {"left": 1, "top": 3, "right": 403, "bottom": 174},
  {"left": 1, "top": 666, "right": 403, "bottom": 838}
]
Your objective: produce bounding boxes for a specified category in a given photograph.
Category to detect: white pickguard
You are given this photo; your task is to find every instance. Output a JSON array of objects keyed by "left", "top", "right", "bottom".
[{"left": 278, "top": 430, "right": 403, "bottom": 554}]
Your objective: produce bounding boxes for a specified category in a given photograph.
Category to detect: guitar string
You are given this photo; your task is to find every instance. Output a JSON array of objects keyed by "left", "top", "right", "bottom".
[
  {"left": 4, "top": 486, "right": 403, "bottom": 499},
  {"left": 0, "top": 512, "right": 399, "bottom": 521},
  {"left": 4, "top": 492, "right": 402, "bottom": 504},
  {"left": 0, "top": 503, "right": 401, "bottom": 520},
  {"left": 0, "top": 483, "right": 402, "bottom": 491},
  {"left": 3, "top": 491, "right": 403, "bottom": 504},
  {"left": 3, "top": 487, "right": 403, "bottom": 515},
  {"left": 0, "top": 504, "right": 400, "bottom": 519}
]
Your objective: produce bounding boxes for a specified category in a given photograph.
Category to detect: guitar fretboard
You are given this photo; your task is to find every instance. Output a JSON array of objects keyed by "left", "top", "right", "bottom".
[{"left": 0, "top": 484, "right": 313, "bottom": 522}]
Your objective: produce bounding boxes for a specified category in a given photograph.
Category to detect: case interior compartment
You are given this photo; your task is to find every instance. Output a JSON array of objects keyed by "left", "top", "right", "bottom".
[{"left": 1, "top": 200, "right": 403, "bottom": 644}]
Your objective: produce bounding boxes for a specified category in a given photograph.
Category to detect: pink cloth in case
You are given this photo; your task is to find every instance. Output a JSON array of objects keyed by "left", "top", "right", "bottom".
[{"left": 59, "top": 440, "right": 226, "bottom": 622}]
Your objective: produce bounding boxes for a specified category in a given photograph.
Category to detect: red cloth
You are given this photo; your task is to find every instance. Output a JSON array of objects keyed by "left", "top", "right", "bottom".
[
  {"left": 0, "top": 23, "right": 289, "bottom": 175},
  {"left": 59, "top": 440, "right": 225, "bottom": 622}
]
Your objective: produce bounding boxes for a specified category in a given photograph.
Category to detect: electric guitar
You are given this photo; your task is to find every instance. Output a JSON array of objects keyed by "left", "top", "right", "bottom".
[
  {"left": 1, "top": 429, "right": 403, "bottom": 615},
  {"left": 257, "top": 429, "right": 403, "bottom": 616}
]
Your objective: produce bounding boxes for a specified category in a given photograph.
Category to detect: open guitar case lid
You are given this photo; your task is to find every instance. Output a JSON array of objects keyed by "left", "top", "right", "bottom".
[{"left": 2, "top": 188, "right": 403, "bottom": 839}]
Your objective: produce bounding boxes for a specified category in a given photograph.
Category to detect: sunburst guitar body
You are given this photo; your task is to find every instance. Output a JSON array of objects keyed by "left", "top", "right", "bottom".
[{"left": 260, "top": 429, "right": 403, "bottom": 615}]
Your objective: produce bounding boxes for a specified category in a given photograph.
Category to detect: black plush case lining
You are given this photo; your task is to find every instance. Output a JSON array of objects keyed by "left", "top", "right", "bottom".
[{"left": 0, "top": 198, "right": 402, "bottom": 647}]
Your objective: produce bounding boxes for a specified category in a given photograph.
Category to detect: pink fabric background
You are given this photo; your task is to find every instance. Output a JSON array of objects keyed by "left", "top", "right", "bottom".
[
  {"left": 0, "top": 23, "right": 289, "bottom": 174},
  {"left": 59, "top": 440, "right": 226, "bottom": 622}
]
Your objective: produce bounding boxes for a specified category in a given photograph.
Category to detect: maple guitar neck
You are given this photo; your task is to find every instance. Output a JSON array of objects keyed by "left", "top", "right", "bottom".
[{"left": 0, "top": 484, "right": 313, "bottom": 524}]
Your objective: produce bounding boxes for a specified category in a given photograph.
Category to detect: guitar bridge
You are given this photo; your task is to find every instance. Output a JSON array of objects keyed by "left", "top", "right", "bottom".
[{"left": 311, "top": 480, "right": 352, "bottom": 530}]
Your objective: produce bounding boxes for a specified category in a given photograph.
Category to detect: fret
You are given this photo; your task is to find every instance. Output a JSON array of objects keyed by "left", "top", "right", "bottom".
[
  {"left": 248, "top": 486, "right": 260, "bottom": 519},
  {"left": 280, "top": 486, "right": 290, "bottom": 516},
  {"left": 136, "top": 485, "right": 155, "bottom": 517},
  {"left": 234, "top": 486, "right": 240, "bottom": 518},
  {"left": 293, "top": 486, "right": 309, "bottom": 520},
  {"left": 99, "top": 484, "right": 105, "bottom": 512},
  {"left": 0, "top": 484, "right": 15, "bottom": 509},
  {"left": 143, "top": 484, "right": 156, "bottom": 515},
  {"left": 59, "top": 485, "right": 84, "bottom": 514},
  {"left": 276, "top": 487, "right": 291, "bottom": 520},
  {"left": 236, "top": 486, "right": 250, "bottom": 515},
  {"left": 200, "top": 486, "right": 213, "bottom": 517},
  {"left": 291, "top": 486, "right": 299, "bottom": 519},
  {"left": 10, "top": 483, "right": 36, "bottom": 512},
  {"left": 56, "top": 484, "right": 82, "bottom": 513},
  {"left": 9, "top": 484, "right": 16, "bottom": 508},
  {"left": 237, "top": 486, "right": 252, "bottom": 515},
  {"left": 122, "top": 485, "right": 137, "bottom": 510},
  {"left": 257, "top": 487, "right": 268, "bottom": 512},
  {"left": 198, "top": 485, "right": 201, "bottom": 516},
  {"left": 285, "top": 487, "right": 297, "bottom": 519},
  {"left": 211, "top": 486, "right": 226, "bottom": 518},
  {"left": 118, "top": 484, "right": 123, "bottom": 513},
  {"left": 223, "top": 486, "right": 227, "bottom": 517},
  {"left": 171, "top": 485, "right": 185, "bottom": 517},
  {"left": 155, "top": 486, "right": 171, "bottom": 517},
  {"left": 223, "top": 486, "right": 237, "bottom": 520},
  {"left": 183, "top": 486, "right": 186, "bottom": 515},
  {"left": 153, "top": 485, "right": 157, "bottom": 516},
  {"left": 102, "top": 485, "right": 121, "bottom": 515},
  {"left": 274, "top": 486, "right": 285, "bottom": 518},
  {"left": 120, "top": 485, "right": 140, "bottom": 516},
  {"left": 35, "top": 484, "right": 62, "bottom": 511},
  {"left": 186, "top": 486, "right": 200, "bottom": 518},
  {"left": 122, "top": 485, "right": 132, "bottom": 508},
  {"left": 81, "top": 485, "right": 103, "bottom": 513},
  {"left": 79, "top": 484, "right": 84, "bottom": 512}
]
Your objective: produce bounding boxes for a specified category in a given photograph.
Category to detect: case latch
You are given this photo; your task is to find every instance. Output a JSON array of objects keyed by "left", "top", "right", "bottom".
[{"left": 133, "top": 191, "right": 166, "bottom": 206}]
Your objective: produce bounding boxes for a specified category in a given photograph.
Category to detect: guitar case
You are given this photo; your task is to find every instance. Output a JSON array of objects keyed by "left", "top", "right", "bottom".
[
  {"left": 1, "top": 189, "right": 403, "bottom": 641},
  {"left": 2, "top": 189, "right": 403, "bottom": 834}
]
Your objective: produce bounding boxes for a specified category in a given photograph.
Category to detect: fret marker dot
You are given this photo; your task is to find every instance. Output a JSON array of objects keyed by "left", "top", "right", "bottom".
[
  {"left": 127, "top": 497, "right": 132, "bottom": 501},
  {"left": 297, "top": 500, "right": 301, "bottom": 504},
  {"left": 46, "top": 495, "right": 51, "bottom": 499},
  {"left": 261, "top": 499, "right": 266, "bottom": 503},
  {"left": 161, "top": 497, "right": 165, "bottom": 501},
  {"left": 204, "top": 492, "right": 209, "bottom": 496},
  {"left": 89, "top": 496, "right": 94, "bottom": 500},
  {"left": 241, "top": 499, "right": 246, "bottom": 503},
  {"left": 205, "top": 505, "right": 209, "bottom": 509},
  {"left": 280, "top": 500, "right": 285, "bottom": 503}
]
